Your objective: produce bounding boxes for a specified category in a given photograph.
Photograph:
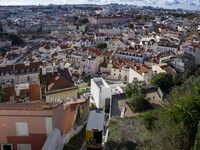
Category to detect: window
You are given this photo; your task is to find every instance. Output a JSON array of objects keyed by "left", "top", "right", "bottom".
[
  {"left": 1, "top": 79, "right": 5, "bottom": 84},
  {"left": 17, "top": 144, "right": 32, "bottom": 150},
  {"left": 27, "top": 76, "right": 31, "bottom": 82},
  {"left": 16, "top": 122, "right": 29, "bottom": 136},
  {"left": 1, "top": 144, "right": 13, "bottom": 150}
]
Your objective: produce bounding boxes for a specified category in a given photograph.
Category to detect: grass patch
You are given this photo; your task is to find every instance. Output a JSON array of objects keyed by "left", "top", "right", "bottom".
[{"left": 107, "top": 110, "right": 185, "bottom": 150}]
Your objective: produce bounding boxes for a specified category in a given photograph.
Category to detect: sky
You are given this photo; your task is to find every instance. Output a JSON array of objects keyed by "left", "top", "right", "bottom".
[{"left": 1, "top": 0, "right": 200, "bottom": 10}]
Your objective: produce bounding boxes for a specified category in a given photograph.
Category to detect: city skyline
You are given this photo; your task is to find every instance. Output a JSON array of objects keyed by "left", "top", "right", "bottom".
[{"left": 1, "top": 0, "right": 200, "bottom": 10}]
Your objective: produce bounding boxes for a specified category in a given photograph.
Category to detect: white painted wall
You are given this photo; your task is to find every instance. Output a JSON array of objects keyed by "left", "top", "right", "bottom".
[
  {"left": 91, "top": 78, "right": 111, "bottom": 109},
  {"left": 129, "top": 68, "right": 144, "bottom": 83},
  {"left": 111, "top": 68, "right": 129, "bottom": 82},
  {"left": 91, "top": 79, "right": 100, "bottom": 108}
]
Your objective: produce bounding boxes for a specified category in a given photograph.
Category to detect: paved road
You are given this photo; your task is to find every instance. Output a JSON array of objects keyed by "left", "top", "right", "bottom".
[{"left": 111, "top": 95, "right": 125, "bottom": 116}]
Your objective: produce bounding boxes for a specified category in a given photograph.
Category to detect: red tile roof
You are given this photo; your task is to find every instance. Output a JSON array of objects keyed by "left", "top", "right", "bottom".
[
  {"left": 87, "top": 48, "right": 103, "bottom": 55},
  {"left": 40, "top": 68, "right": 75, "bottom": 92}
]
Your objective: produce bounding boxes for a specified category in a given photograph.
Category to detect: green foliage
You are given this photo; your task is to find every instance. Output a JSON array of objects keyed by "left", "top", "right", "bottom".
[
  {"left": 108, "top": 74, "right": 200, "bottom": 150},
  {"left": 78, "top": 18, "right": 89, "bottom": 25},
  {"left": 95, "top": 42, "right": 107, "bottom": 49},
  {"left": 81, "top": 72, "right": 92, "bottom": 85},
  {"left": 147, "top": 109, "right": 186, "bottom": 150},
  {"left": 125, "top": 80, "right": 152, "bottom": 112},
  {"left": 167, "top": 12, "right": 198, "bottom": 19},
  {"left": 141, "top": 112, "right": 157, "bottom": 130},
  {"left": 125, "top": 80, "right": 146, "bottom": 98},
  {"left": 168, "top": 75, "right": 200, "bottom": 148},
  {"left": 72, "top": 16, "right": 78, "bottom": 21},
  {"left": 0, "top": 48, "right": 7, "bottom": 56},
  {"left": 74, "top": 6, "right": 102, "bottom": 11},
  {"left": 170, "top": 95, "right": 200, "bottom": 135},
  {"left": 193, "top": 122, "right": 200, "bottom": 150},
  {"left": 9, "top": 34, "right": 24, "bottom": 46},
  {"left": 129, "top": 93, "right": 152, "bottom": 112},
  {"left": 107, "top": 116, "right": 145, "bottom": 150},
  {"left": 0, "top": 85, "right": 5, "bottom": 102},
  {"left": 107, "top": 114, "right": 185, "bottom": 150},
  {"left": 150, "top": 73, "right": 174, "bottom": 92},
  {"left": 128, "top": 24, "right": 134, "bottom": 28},
  {"left": 136, "top": 15, "right": 155, "bottom": 21}
]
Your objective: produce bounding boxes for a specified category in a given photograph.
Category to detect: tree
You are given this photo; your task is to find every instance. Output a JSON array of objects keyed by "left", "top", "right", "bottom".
[
  {"left": 9, "top": 34, "right": 24, "bottom": 46},
  {"left": 128, "top": 24, "right": 134, "bottom": 29},
  {"left": 125, "top": 80, "right": 146, "bottom": 98},
  {"left": 141, "top": 112, "right": 157, "bottom": 130},
  {"left": 72, "top": 16, "right": 78, "bottom": 21},
  {"left": 0, "top": 48, "right": 7, "bottom": 56},
  {"left": 125, "top": 80, "right": 151, "bottom": 112},
  {"left": 78, "top": 18, "right": 89, "bottom": 25},
  {"left": 150, "top": 73, "right": 174, "bottom": 92},
  {"left": 95, "top": 42, "right": 107, "bottom": 49},
  {"left": 168, "top": 75, "right": 200, "bottom": 149},
  {"left": 129, "top": 92, "right": 152, "bottom": 112},
  {"left": 193, "top": 122, "right": 200, "bottom": 150},
  {"left": 81, "top": 72, "right": 92, "bottom": 85}
]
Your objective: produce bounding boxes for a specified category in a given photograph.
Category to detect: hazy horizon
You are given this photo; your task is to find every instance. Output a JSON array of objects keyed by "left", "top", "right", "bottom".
[{"left": 1, "top": 0, "right": 200, "bottom": 10}]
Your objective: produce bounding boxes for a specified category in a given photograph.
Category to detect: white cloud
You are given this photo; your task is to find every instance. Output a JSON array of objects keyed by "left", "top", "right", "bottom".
[{"left": 2, "top": 0, "right": 200, "bottom": 9}]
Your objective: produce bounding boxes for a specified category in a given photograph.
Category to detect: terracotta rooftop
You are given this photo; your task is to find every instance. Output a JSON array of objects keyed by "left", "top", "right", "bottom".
[
  {"left": 88, "top": 48, "right": 103, "bottom": 55},
  {"left": 44, "top": 45, "right": 51, "bottom": 50},
  {"left": 160, "top": 64, "right": 176, "bottom": 75},
  {"left": 112, "top": 58, "right": 134, "bottom": 70},
  {"left": 102, "top": 50, "right": 114, "bottom": 58},
  {"left": 40, "top": 68, "right": 75, "bottom": 92},
  {"left": 59, "top": 44, "right": 69, "bottom": 49},
  {"left": 0, "top": 102, "right": 62, "bottom": 110},
  {"left": 0, "top": 62, "right": 43, "bottom": 75},
  {"left": 131, "top": 63, "right": 151, "bottom": 75}
]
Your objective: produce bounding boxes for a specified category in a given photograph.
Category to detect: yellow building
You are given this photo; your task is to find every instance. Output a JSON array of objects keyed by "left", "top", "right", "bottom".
[
  {"left": 86, "top": 110, "right": 105, "bottom": 149},
  {"left": 46, "top": 87, "right": 78, "bottom": 103},
  {"left": 78, "top": 86, "right": 91, "bottom": 94}
]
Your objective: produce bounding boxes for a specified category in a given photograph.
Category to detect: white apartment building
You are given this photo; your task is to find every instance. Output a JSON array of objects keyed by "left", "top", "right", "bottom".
[
  {"left": 129, "top": 63, "right": 154, "bottom": 85},
  {"left": 107, "top": 39, "right": 128, "bottom": 51},
  {"left": 0, "top": 61, "right": 42, "bottom": 87},
  {"left": 111, "top": 67, "right": 129, "bottom": 82},
  {"left": 91, "top": 78, "right": 111, "bottom": 109},
  {"left": 74, "top": 39, "right": 93, "bottom": 47},
  {"left": 91, "top": 78, "right": 124, "bottom": 109}
]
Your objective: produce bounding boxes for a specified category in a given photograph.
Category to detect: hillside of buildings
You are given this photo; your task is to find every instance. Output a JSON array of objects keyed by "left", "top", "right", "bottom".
[{"left": 0, "top": 3, "right": 199, "bottom": 150}]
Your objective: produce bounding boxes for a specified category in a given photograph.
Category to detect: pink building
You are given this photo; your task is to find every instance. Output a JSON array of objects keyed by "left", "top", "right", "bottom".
[
  {"left": 80, "top": 55, "right": 100, "bottom": 75},
  {"left": 0, "top": 102, "right": 63, "bottom": 150},
  {"left": 0, "top": 97, "right": 90, "bottom": 150}
]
